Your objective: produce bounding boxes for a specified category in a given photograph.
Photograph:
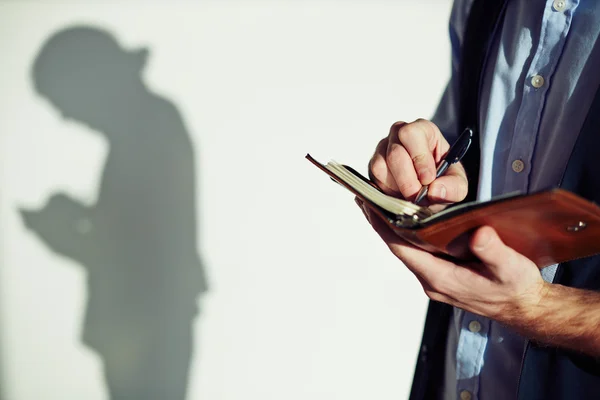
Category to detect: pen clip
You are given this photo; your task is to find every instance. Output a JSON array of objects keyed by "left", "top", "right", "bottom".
[
  {"left": 447, "top": 128, "right": 473, "bottom": 164},
  {"left": 451, "top": 138, "right": 471, "bottom": 163}
]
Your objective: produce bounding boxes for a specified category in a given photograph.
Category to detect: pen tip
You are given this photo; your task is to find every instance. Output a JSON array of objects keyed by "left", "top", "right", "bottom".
[{"left": 414, "top": 187, "right": 427, "bottom": 205}]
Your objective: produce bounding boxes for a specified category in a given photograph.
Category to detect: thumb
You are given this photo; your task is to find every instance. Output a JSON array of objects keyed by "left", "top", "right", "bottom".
[
  {"left": 425, "top": 161, "right": 468, "bottom": 203},
  {"left": 469, "top": 226, "right": 516, "bottom": 269}
]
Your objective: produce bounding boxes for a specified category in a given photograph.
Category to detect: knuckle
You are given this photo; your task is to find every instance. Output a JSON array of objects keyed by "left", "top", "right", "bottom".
[
  {"left": 385, "top": 141, "right": 406, "bottom": 166},
  {"left": 414, "top": 118, "right": 434, "bottom": 128},
  {"left": 389, "top": 121, "right": 406, "bottom": 132},
  {"left": 411, "top": 153, "right": 428, "bottom": 165},
  {"left": 414, "top": 118, "right": 438, "bottom": 139},
  {"left": 397, "top": 120, "right": 439, "bottom": 154},
  {"left": 376, "top": 137, "right": 388, "bottom": 151},
  {"left": 397, "top": 123, "right": 422, "bottom": 142}
]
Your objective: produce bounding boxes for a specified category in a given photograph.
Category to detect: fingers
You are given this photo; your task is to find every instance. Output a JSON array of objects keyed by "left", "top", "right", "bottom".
[
  {"left": 427, "top": 163, "right": 468, "bottom": 203},
  {"left": 369, "top": 119, "right": 454, "bottom": 202},
  {"left": 390, "top": 119, "right": 441, "bottom": 185},
  {"left": 368, "top": 137, "right": 402, "bottom": 196},
  {"left": 385, "top": 125, "right": 422, "bottom": 200},
  {"left": 356, "top": 201, "right": 488, "bottom": 308},
  {"left": 362, "top": 204, "right": 459, "bottom": 288}
]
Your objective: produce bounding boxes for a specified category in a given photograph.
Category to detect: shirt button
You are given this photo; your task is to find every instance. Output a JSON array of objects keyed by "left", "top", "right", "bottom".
[
  {"left": 553, "top": 0, "right": 567, "bottom": 12},
  {"left": 512, "top": 159, "right": 525, "bottom": 173},
  {"left": 531, "top": 74, "right": 545, "bottom": 88},
  {"left": 460, "top": 390, "right": 473, "bottom": 400},
  {"left": 468, "top": 320, "right": 481, "bottom": 333}
]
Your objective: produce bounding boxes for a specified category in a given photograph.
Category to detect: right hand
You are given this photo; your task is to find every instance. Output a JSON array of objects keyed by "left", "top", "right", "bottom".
[{"left": 368, "top": 119, "right": 468, "bottom": 211}]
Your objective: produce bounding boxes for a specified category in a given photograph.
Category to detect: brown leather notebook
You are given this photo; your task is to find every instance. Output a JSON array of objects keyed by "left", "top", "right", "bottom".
[{"left": 307, "top": 153, "right": 600, "bottom": 269}]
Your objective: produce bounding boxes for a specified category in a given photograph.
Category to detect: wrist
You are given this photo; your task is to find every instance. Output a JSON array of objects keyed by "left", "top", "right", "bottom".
[
  {"left": 500, "top": 279, "right": 552, "bottom": 330},
  {"left": 523, "top": 280, "right": 553, "bottom": 323}
]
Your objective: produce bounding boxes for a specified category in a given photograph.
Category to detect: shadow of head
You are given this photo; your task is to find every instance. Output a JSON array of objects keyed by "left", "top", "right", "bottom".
[{"left": 31, "top": 26, "right": 149, "bottom": 131}]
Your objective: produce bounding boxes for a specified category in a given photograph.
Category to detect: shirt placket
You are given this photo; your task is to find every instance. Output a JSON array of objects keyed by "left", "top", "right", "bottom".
[
  {"left": 455, "top": 314, "right": 489, "bottom": 400},
  {"left": 455, "top": 4, "right": 580, "bottom": 399},
  {"left": 503, "top": 0, "right": 578, "bottom": 194}
]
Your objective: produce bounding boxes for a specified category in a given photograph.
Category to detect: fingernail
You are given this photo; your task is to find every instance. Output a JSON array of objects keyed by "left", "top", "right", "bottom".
[{"left": 431, "top": 185, "right": 446, "bottom": 200}]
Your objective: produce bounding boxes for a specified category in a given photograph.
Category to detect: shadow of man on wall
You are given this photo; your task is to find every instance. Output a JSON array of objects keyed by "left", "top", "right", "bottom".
[{"left": 20, "top": 26, "right": 207, "bottom": 400}]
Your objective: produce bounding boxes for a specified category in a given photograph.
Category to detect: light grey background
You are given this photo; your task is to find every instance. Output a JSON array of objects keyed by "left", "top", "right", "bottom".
[{"left": 0, "top": 1, "right": 452, "bottom": 399}]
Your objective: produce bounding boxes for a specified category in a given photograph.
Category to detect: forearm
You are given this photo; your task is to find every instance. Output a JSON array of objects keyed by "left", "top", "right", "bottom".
[{"left": 504, "top": 283, "right": 600, "bottom": 357}]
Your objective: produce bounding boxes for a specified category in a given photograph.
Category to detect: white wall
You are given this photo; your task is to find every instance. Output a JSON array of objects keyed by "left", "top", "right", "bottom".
[{"left": 0, "top": 1, "right": 453, "bottom": 399}]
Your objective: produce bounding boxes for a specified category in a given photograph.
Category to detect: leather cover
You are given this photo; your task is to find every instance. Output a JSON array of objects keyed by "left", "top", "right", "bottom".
[{"left": 307, "top": 154, "right": 600, "bottom": 269}]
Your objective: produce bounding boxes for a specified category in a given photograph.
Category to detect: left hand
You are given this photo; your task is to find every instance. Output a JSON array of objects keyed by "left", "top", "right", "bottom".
[{"left": 358, "top": 199, "right": 548, "bottom": 324}]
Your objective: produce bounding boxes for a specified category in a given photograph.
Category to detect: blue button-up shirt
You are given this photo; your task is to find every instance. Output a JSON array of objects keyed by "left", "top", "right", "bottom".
[{"left": 431, "top": 1, "right": 600, "bottom": 399}]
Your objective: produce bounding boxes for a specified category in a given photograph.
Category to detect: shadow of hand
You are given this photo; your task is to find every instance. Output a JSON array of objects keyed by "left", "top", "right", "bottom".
[{"left": 20, "top": 193, "right": 94, "bottom": 264}]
